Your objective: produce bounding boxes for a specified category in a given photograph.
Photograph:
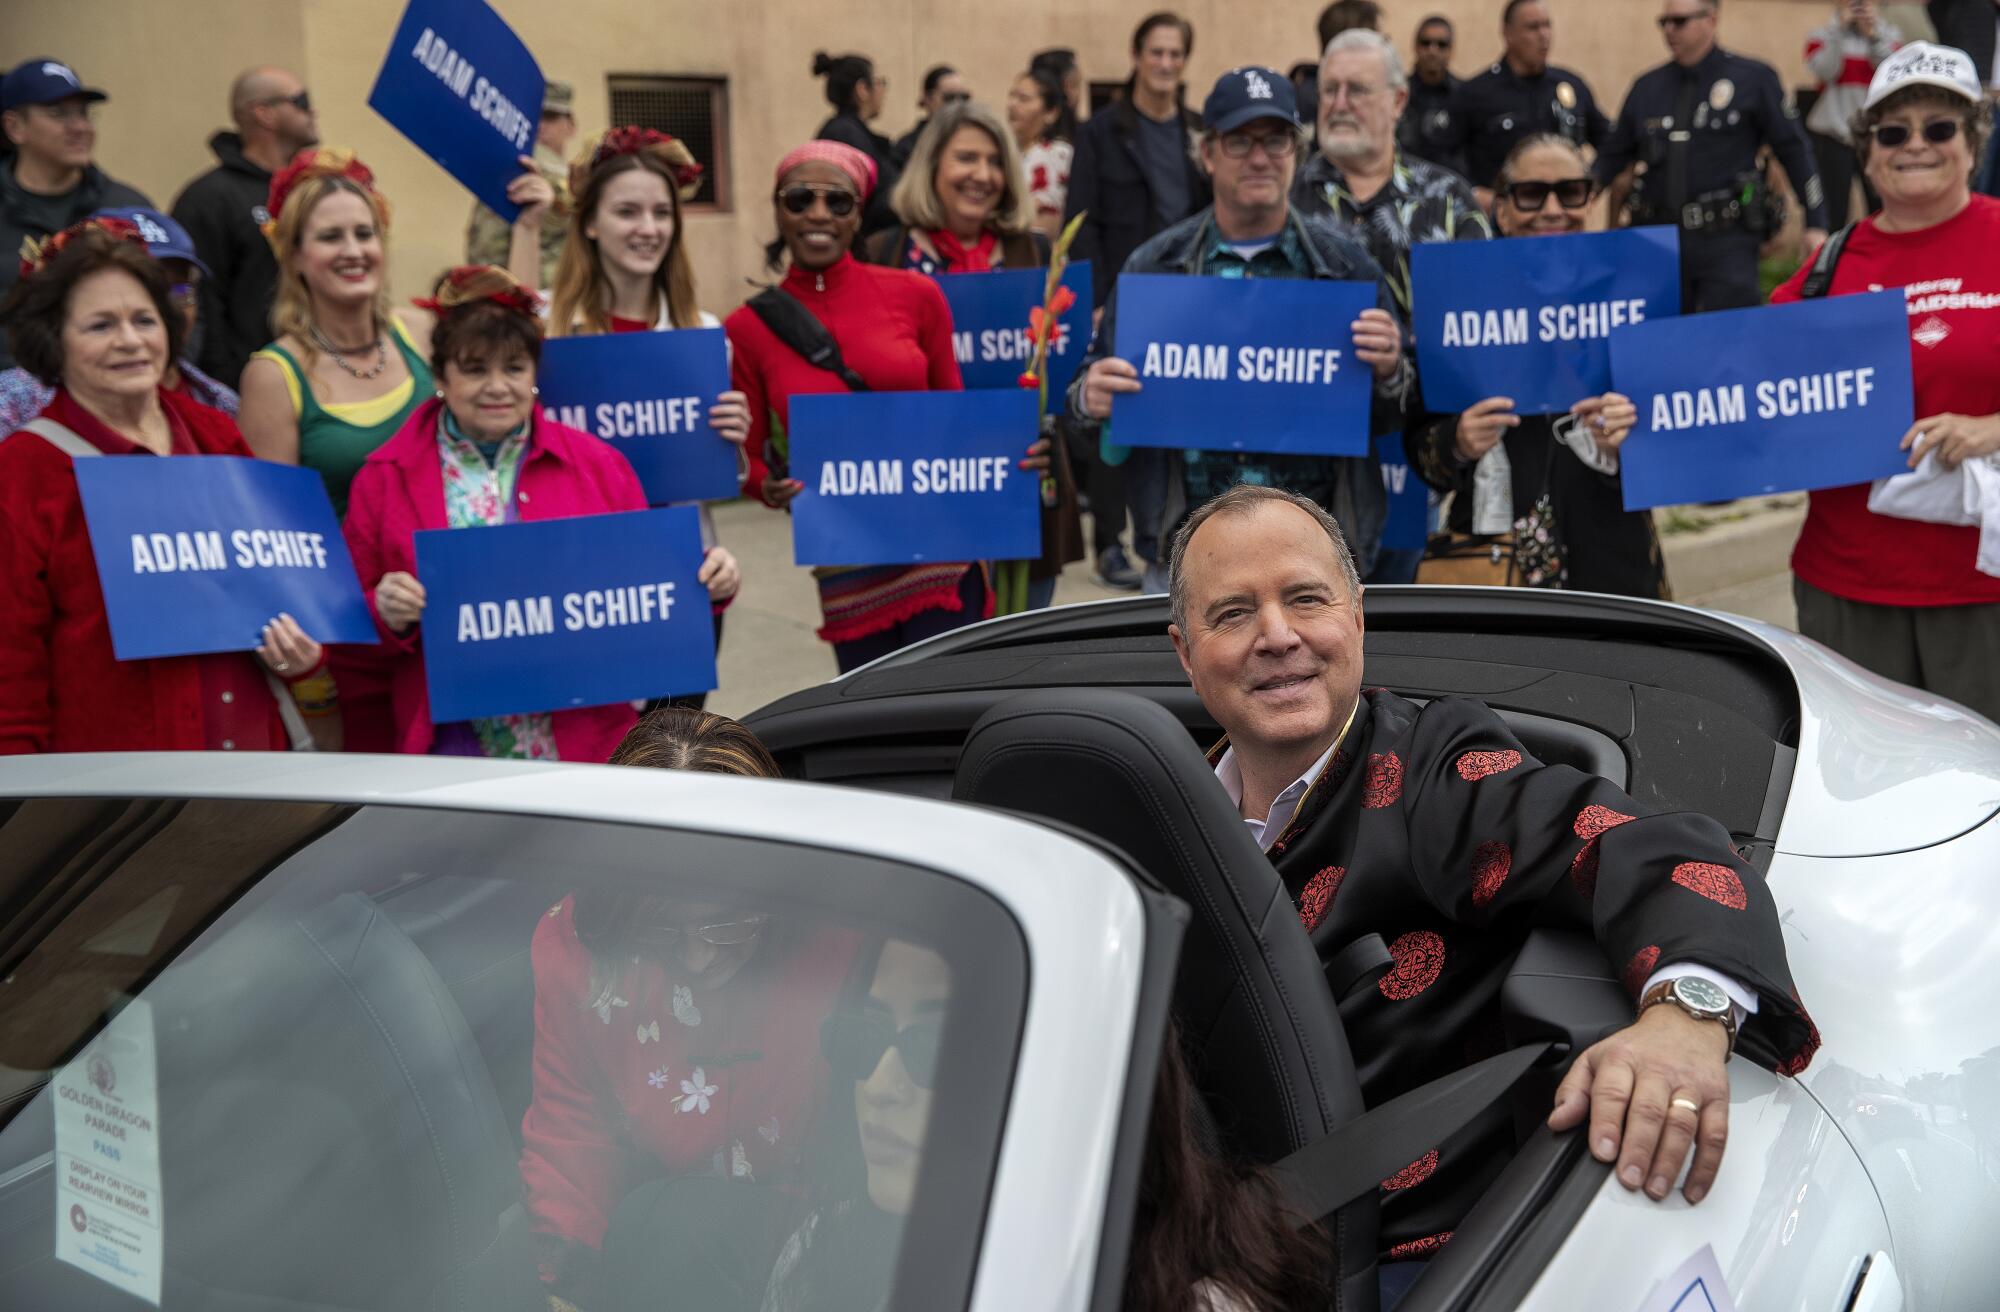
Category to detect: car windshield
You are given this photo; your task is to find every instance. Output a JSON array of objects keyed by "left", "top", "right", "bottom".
[{"left": 0, "top": 796, "right": 1026, "bottom": 1312}]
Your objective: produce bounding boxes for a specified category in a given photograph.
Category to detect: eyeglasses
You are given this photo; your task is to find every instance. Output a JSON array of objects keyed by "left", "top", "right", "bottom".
[
  {"left": 1218, "top": 131, "right": 1299, "bottom": 159},
  {"left": 821, "top": 1010, "right": 942, "bottom": 1089},
  {"left": 1870, "top": 118, "right": 1961, "bottom": 148},
  {"left": 1502, "top": 177, "right": 1596, "bottom": 210},
  {"left": 1321, "top": 80, "right": 1385, "bottom": 104},
  {"left": 261, "top": 90, "right": 312, "bottom": 114},
  {"left": 777, "top": 185, "right": 859, "bottom": 216},
  {"left": 1656, "top": 10, "right": 1714, "bottom": 30},
  {"left": 627, "top": 910, "right": 769, "bottom": 948}
]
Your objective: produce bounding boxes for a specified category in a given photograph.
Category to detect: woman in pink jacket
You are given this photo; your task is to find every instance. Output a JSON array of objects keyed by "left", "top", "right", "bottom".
[{"left": 343, "top": 266, "right": 740, "bottom": 761}]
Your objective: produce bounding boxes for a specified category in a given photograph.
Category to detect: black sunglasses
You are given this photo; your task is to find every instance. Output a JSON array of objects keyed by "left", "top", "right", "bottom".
[
  {"left": 776, "top": 185, "right": 859, "bottom": 217},
  {"left": 821, "top": 1010, "right": 942, "bottom": 1089},
  {"left": 1503, "top": 177, "right": 1596, "bottom": 210},
  {"left": 1871, "top": 119, "right": 1961, "bottom": 148},
  {"left": 1417, "top": 36, "right": 1453, "bottom": 49},
  {"left": 1656, "top": 10, "right": 1713, "bottom": 30},
  {"left": 262, "top": 89, "right": 311, "bottom": 113},
  {"left": 940, "top": 90, "right": 972, "bottom": 105}
]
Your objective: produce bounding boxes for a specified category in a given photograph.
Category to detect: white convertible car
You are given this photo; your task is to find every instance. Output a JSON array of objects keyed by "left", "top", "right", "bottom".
[{"left": 0, "top": 588, "right": 1994, "bottom": 1311}]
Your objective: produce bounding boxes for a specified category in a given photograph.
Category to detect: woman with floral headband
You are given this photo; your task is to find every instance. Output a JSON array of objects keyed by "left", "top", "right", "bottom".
[
  {"left": 236, "top": 147, "right": 553, "bottom": 748},
  {"left": 341, "top": 265, "right": 739, "bottom": 762},
  {"left": 548, "top": 127, "right": 749, "bottom": 711},
  {"left": 0, "top": 218, "right": 331, "bottom": 753}
]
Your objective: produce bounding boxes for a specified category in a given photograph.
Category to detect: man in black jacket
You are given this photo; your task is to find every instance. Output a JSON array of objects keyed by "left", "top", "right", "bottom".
[
  {"left": 0, "top": 59, "right": 150, "bottom": 370},
  {"left": 171, "top": 66, "right": 319, "bottom": 388},
  {"left": 1063, "top": 11, "right": 1212, "bottom": 588},
  {"left": 1928, "top": 0, "right": 1999, "bottom": 84}
]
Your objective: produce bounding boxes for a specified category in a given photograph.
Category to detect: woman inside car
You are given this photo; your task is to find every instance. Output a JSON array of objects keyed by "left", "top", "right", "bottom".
[
  {"left": 1412, "top": 134, "right": 1662, "bottom": 598},
  {"left": 341, "top": 266, "right": 739, "bottom": 761},
  {"left": 521, "top": 708, "right": 856, "bottom": 1310}
]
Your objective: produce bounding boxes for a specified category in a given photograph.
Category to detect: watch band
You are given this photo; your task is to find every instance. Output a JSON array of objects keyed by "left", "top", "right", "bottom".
[{"left": 1640, "top": 978, "right": 1739, "bottom": 1054}]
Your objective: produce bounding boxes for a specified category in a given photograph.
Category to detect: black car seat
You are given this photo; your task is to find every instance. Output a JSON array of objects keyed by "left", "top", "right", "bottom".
[{"left": 952, "top": 689, "right": 1382, "bottom": 1312}]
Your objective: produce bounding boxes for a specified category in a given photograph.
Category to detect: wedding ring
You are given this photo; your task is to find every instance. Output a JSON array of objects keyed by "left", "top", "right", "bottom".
[
  {"left": 273, "top": 659, "right": 289, "bottom": 672},
  {"left": 1670, "top": 1097, "right": 1701, "bottom": 1114}
]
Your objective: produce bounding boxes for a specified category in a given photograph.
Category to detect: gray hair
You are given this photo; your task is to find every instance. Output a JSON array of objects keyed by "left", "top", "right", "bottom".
[
  {"left": 1323, "top": 27, "right": 1407, "bottom": 93},
  {"left": 889, "top": 100, "right": 1036, "bottom": 237},
  {"left": 1167, "top": 484, "right": 1362, "bottom": 632}
]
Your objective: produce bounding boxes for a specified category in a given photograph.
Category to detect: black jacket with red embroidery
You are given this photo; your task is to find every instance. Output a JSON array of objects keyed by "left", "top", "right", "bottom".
[{"left": 1228, "top": 689, "right": 1818, "bottom": 1256}]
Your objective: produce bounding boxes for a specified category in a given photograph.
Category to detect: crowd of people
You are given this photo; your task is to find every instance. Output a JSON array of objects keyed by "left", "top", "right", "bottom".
[{"left": 2, "top": 0, "right": 1998, "bottom": 738}]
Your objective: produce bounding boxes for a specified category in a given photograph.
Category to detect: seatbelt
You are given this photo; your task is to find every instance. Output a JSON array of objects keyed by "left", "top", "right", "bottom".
[
  {"left": 1797, "top": 221, "right": 1858, "bottom": 300},
  {"left": 27, "top": 417, "right": 316, "bottom": 751},
  {"left": 1272, "top": 1040, "right": 1555, "bottom": 1227}
]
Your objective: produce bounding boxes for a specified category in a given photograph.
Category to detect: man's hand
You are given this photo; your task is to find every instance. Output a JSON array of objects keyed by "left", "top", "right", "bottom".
[
  {"left": 1080, "top": 356, "right": 1141, "bottom": 420},
  {"left": 1351, "top": 308, "right": 1402, "bottom": 381},
  {"left": 1903, "top": 412, "right": 2000, "bottom": 469},
  {"left": 1547, "top": 1001, "right": 1732, "bottom": 1204}
]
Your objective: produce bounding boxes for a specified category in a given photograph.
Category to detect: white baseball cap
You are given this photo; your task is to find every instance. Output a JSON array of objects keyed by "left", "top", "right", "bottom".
[{"left": 1864, "top": 41, "right": 1982, "bottom": 111}]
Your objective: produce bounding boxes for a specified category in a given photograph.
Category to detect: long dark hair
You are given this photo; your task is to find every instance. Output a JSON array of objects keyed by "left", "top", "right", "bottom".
[
  {"left": 1122, "top": 1026, "right": 1333, "bottom": 1310},
  {"left": 1023, "top": 67, "right": 1078, "bottom": 145},
  {"left": 814, "top": 51, "right": 875, "bottom": 115}
]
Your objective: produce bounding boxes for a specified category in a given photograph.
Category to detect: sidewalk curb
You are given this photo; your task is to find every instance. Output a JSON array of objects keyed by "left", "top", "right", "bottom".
[{"left": 1659, "top": 499, "right": 1806, "bottom": 600}]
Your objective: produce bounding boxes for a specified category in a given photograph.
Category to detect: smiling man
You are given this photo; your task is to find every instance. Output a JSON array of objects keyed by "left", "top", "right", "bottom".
[{"left": 1166, "top": 483, "right": 1819, "bottom": 1275}]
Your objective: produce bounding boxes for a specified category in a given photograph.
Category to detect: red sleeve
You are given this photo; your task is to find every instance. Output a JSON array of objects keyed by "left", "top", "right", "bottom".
[
  {"left": 0, "top": 437, "right": 57, "bottom": 754},
  {"left": 725, "top": 310, "right": 777, "bottom": 502},
  {"left": 519, "top": 899, "right": 626, "bottom": 1256},
  {"left": 917, "top": 276, "right": 965, "bottom": 392},
  {"left": 341, "top": 461, "right": 420, "bottom": 654}
]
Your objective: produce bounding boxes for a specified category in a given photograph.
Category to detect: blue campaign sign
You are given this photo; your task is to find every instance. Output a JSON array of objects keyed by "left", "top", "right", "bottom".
[
  {"left": 71, "top": 457, "right": 376, "bottom": 661},
  {"left": 415, "top": 506, "right": 716, "bottom": 722},
  {"left": 1411, "top": 229, "right": 1680, "bottom": 415},
  {"left": 788, "top": 391, "right": 1041, "bottom": 567},
  {"left": 1611, "top": 290, "right": 1915, "bottom": 510},
  {"left": 1110, "top": 274, "right": 1375, "bottom": 456},
  {"left": 368, "top": 0, "right": 542, "bottom": 220},
  {"left": 1380, "top": 448, "right": 1428, "bottom": 552},
  {"left": 936, "top": 261, "right": 1093, "bottom": 395},
  {"left": 538, "top": 330, "right": 738, "bottom": 505}
]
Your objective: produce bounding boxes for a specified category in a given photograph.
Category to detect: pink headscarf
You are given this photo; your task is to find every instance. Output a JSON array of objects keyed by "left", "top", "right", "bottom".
[{"left": 773, "top": 141, "right": 877, "bottom": 200}]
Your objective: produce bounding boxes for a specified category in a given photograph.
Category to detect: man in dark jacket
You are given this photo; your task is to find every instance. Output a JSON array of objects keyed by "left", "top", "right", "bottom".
[
  {"left": 171, "top": 65, "right": 319, "bottom": 388},
  {"left": 0, "top": 59, "right": 150, "bottom": 370},
  {"left": 1070, "top": 67, "right": 1414, "bottom": 588},
  {"left": 1927, "top": 0, "right": 1998, "bottom": 83}
]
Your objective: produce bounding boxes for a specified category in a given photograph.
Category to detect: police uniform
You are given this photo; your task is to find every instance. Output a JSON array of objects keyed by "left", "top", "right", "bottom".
[
  {"left": 1444, "top": 60, "right": 1610, "bottom": 190},
  {"left": 466, "top": 79, "right": 575, "bottom": 287},
  {"left": 1397, "top": 73, "right": 1469, "bottom": 178},
  {"left": 1596, "top": 47, "right": 1828, "bottom": 313}
]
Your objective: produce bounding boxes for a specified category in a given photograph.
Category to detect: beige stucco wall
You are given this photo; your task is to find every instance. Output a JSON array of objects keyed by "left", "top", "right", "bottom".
[{"left": 15, "top": 0, "right": 1837, "bottom": 327}]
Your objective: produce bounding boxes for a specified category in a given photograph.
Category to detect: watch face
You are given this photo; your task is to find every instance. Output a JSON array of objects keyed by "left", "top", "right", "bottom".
[{"left": 1674, "top": 976, "right": 1731, "bottom": 1016}]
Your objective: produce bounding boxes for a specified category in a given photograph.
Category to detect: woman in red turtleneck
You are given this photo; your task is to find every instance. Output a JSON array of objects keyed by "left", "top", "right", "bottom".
[{"left": 724, "top": 141, "right": 988, "bottom": 673}]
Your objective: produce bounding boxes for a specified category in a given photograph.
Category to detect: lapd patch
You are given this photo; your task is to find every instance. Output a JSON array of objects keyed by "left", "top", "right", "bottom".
[
  {"left": 1710, "top": 78, "right": 1733, "bottom": 111},
  {"left": 1556, "top": 81, "right": 1576, "bottom": 109}
]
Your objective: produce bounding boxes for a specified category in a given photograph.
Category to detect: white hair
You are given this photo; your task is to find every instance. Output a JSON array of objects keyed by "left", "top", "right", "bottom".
[{"left": 1322, "top": 27, "right": 1408, "bottom": 93}]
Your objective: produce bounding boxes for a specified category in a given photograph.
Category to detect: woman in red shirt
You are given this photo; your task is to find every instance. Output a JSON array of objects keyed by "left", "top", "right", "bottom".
[
  {"left": 545, "top": 127, "right": 746, "bottom": 710},
  {"left": 726, "top": 141, "right": 987, "bottom": 673},
  {"left": 0, "top": 218, "right": 328, "bottom": 754},
  {"left": 1770, "top": 43, "right": 2000, "bottom": 720}
]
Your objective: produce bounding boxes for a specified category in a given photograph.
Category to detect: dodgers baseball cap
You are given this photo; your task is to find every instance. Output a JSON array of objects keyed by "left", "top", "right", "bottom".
[
  {"left": 1202, "top": 66, "right": 1301, "bottom": 135},
  {"left": 1, "top": 59, "right": 108, "bottom": 112},
  {"left": 93, "top": 208, "right": 212, "bottom": 279},
  {"left": 1864, "top": 41, "right": 1981, "bottom": 111}
]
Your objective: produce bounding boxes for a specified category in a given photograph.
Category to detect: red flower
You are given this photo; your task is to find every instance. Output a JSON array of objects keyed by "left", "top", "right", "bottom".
[
  {"left": 1048, "top": 284, "right": 1077, "bottom": 316},
  {"left": 1622, "top": 944, "right": 1661, "bottom": 998},
  {"left": 267, "top": 147, "right": 378, "bottom": 228},
  {"left": 1362, "top": 753, "right": 1404, "bottom": 809},
  {"left": 18, "top": 215, "right": 147, "bottom": 281},
  {"left": 410, "top": 265, "right": 542, "bottom": 320},
  {"left": 592, "top": 126, "right": 704, "bottom": 193},
  {"left": 1671, "top": 861, "right": 1748, "bottom": 911},
  {"left": 1470, "top": 841, "right": 1512, "bottom": 909},
  {"left": 1297, "top": 865, "right": 1347, "bottom": 932},
  {"left": 1017, "top": 372, "right": 1040, "bottom": 389},
  {"left": 1455, "top": 749, "right": 1522, "bottom": 782},
  {"left": 1379, "top": 930, "right": 1445, "bottom": 1000}
]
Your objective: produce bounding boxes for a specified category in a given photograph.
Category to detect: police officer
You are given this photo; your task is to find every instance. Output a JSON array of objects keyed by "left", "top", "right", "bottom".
[
  {"left": 1596, "top": 0, "right": 1829, "bottom": 312},
  {"left": 1398, "top": 14, "right": 1469, "bottom": 176},
  {"left": 1444, "top": 0, "right": 1610, "bottom": 193},
  {"left": 465, "top": 78, "right": 576, "bottom": 286}
]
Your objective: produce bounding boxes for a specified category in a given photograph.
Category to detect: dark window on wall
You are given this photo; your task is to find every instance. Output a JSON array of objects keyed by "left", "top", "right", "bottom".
[{"left": 606, "top": 75, "right": 730, "bottom": 211}]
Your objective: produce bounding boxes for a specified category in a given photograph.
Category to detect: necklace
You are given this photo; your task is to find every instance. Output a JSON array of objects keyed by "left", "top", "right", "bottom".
[{"left": 309, "top": 323, "right": 389, "bottom": 380}]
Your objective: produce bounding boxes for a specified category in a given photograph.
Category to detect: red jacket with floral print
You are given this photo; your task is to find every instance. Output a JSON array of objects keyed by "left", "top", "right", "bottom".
[{"left": 1240, "top": 689, "right": 1817, "bottom": 1259}]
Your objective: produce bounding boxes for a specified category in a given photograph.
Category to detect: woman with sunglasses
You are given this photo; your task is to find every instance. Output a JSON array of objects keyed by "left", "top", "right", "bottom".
[
  {"left": 726, "top": 141, "right": 988, "bottom": 673},
  {"left": 1769, "top": 44, "right": 2000, "bottom": 721},
  {"left": 1413, "top": 135, "right": 1663, "bottom": 597},
  {"left": 547, "top": 127, "right": 747, "bottom": 711},
  {"left": 520, "top": 708, "right": 856, "bottom": 1310}
]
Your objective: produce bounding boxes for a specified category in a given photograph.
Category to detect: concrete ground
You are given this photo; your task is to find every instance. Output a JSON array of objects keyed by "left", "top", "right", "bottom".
[{"left": 706, "top": 494, "right": 1806, "bottom": 719}]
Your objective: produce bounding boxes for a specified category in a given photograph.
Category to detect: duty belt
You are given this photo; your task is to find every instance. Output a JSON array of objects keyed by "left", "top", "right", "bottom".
[{"left": 1671, "top": 186, "right": 1747, "bottom": 233}]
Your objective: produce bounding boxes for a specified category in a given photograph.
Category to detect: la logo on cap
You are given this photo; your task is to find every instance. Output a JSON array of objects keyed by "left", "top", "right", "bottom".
[
  {"left": 40, "top": 62, "right": 80, "bottom": 87},
  {"left": 134, "top": 214, "right": 169, "bottom": 244},
  {"left": 1245, "top": 68, "right": 1273, "bottom": 100}
]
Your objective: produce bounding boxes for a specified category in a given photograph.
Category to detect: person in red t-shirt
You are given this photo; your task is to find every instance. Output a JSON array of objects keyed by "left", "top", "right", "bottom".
[
  {"left": 1771, "top": 42, "right": 2000, "bottom": 720},
  {"left": 0, "top": 218, "right": 329, "bottom": 754}
]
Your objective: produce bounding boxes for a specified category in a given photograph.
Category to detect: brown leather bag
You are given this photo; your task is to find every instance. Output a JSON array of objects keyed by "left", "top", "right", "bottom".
[{"left": 1414, "top": 532, "right": 1518, "bottom": 586}]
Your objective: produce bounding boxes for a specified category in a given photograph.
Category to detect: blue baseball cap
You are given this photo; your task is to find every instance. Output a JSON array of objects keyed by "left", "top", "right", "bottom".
[
  {"left": 93, "top": 208, "right": 212, "bottom": 279},
  {"left": 1, "top": 59, "right": 107, "bottom": 112},
  {"left": 1202, "top": 66, "right": 1300, "bottom": 135}
]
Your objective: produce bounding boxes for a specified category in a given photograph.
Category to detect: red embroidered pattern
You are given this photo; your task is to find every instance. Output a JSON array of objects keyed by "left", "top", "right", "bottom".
[
  {"left": 1363, "top": 752, "right": 1404, "bottom": 808},
  {"left": 1568, "top": 805, "right": 1636, "bottom": 898},
  {"left": 1622, "top": 944, "right": 1661, "bottom": 998},
  {"left": 1573, "top": 804, "right": 1636, "bottom": 841},
  {"left": 1671, "top": 861, "right": 1748, "bottom": 911},
  {"left": 1779, "top": 992, "right": 1822, "bottom": 1077},
  {"left": 1568, "top": 842, "right": 1601, "bottom": 899},
  {"left": 1470, "top": 841, "right": 1512, "bottom": 908},
  {"left": 1455, "top": 749, "right": 1522, "bottom": 782},
  {"left": 1297, "top": 866, "right": 1347, "bottom": 932},
  {"left": 1379, "top": 930, "right": 1445, "bottom": 1000},
  {"left": 1387, "top": 1232, "right": 1453, "bottom": 1261},
  {"left": 1380, "top": 1149, "right": 1439, "bottom": 1191}
]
